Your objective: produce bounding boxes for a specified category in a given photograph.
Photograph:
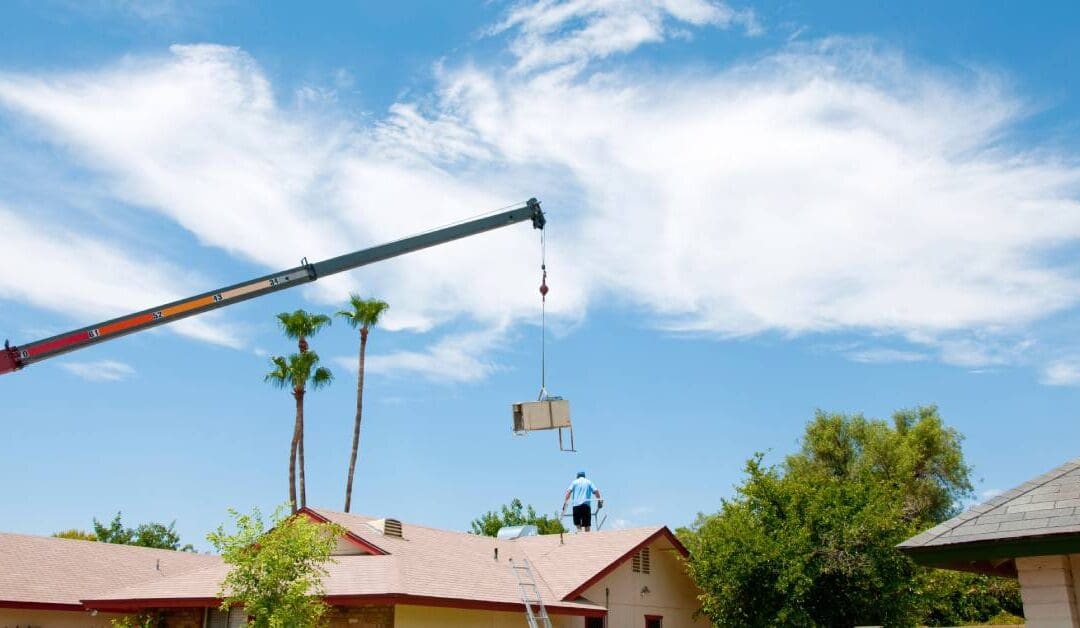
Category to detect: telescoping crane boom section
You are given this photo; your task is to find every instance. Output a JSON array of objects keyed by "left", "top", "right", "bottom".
[{"left": 0, "top": 199, "right": 546, "bottom": 376}]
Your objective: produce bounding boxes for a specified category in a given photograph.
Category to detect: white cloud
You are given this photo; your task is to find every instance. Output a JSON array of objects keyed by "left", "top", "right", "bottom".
[
  {"left": 846, "top": 347, "right": 928, "bottom": 364},
  {"left": 980, "top": 488, "right": 1004, "bottom": 500},
  {"left": 0, "top": 206, "right": 240, "bottom": 348},
  {"left": 59, "top": 359, "right": 135, "bottom": 382},
  {"left": 493, "top": 0, "right": 760, "bottom": 73},
  {"left": 0, "top": 5, "right": 1078, "bottom": 382},
  {"left": 1042, "top": 360, "right": 1080, "bottom": 386},
  {"left": 334, "top": 328, "right": 508, "bottom": 383}
]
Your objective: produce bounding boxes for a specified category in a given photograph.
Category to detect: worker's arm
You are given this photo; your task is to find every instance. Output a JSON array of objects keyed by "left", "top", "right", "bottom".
[
  {"left": 562, "top": 490, "right": 571, "bottom": 512},
  {"left": 594, "top": 489, "right": 603, "bottom": 507}
]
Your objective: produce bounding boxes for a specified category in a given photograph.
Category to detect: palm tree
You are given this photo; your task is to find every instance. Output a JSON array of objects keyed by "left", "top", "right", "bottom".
[
  {"left": 265, "top": 351, "right": 333, "bottom": 513},
  {"left": 275, "top": 310, "right": 332, "bottom": 509},
  {"left": 336, "top": 295, "right": 390, "bottom": 513}
]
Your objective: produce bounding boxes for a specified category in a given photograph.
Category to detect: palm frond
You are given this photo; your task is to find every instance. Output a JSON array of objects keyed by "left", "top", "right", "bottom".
[
  {"left": 264, "top": 356, "right": 290, "bottom": 389},
  {"left": 277, "top": 309, "right": 332, "bottom": 339},
  {"left": 337, "top": 293, "right": 390, "bottom": 329},
  {"left": 310, "top": 367, "right": 334, "bottom": 390}
]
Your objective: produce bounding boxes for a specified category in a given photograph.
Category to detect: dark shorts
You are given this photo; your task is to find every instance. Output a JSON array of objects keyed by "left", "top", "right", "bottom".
[{"left": 572, "top": 503, "right": 592, "bottom": 528}]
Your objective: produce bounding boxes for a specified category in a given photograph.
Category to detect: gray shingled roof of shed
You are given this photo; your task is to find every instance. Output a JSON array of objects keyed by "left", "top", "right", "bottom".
[{"left": 900, "top": 458, "right": 1080, "bottom": 550}]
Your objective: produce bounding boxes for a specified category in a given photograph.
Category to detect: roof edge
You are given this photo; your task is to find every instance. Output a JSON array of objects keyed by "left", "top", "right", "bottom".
[
  {"left": 0, "top": 600, "right": 86, "bottom": 611},
  {"left": 900, "top": 531, "right": 1080, "bottom": 565},
  {"left": 82, "top": 594, "right": 606, "bottom": 617},
  {"left": 562, "top": 526, "right": 688, "bottom": 601}
]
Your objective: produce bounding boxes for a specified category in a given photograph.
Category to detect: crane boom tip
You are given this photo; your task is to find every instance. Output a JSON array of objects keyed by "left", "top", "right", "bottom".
[{"left": 527, "top": 198, "right": 545, "bottom": 230}]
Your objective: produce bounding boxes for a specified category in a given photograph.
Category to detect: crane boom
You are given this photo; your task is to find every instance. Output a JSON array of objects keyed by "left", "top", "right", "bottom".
[{"left": 1, "top": 198, "right": 545, "bottom": 376}]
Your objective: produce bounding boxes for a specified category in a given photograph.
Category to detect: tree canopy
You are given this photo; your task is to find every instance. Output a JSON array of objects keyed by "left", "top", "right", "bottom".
[
  {"left": 471, "top": 498, "right": 566, "bottom": 537},
  {"left": 82, "top": 512, "right": 194, "bottom": 551},
  {"left": 208, "top": 505, "right": 345, "bottom": 628},
  {"left": 680, "top": 406, "right": 1020, "bottom": 627}
]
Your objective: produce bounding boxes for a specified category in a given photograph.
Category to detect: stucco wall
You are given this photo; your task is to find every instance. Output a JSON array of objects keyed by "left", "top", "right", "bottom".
[
  {"left": 394, "top": 605, "right": 580, "bottom": 627},
  {"left": 579, "top": 536, "right": 706, "bottom": 628},
  {"left": 0, "top": 608, "right": 127, "bottom": 627},
  {"left": 1018, "top": 554, "right": 1080, "bottom": 628}
]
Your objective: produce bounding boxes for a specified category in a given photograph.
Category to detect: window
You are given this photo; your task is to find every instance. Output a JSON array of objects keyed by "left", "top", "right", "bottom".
[
  {"left": 586, "top": 618, "right": 605, "bottom": 628},
  {"left": 645, "top": 615, "right": 663, "bottom": 628},
  {"left": 631, "top": 546, "right": 651, "bottom": 574}
]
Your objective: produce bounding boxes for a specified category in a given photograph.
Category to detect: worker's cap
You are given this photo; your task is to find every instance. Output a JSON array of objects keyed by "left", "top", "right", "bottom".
[{"left": 577, "top": 470, "right": 586, "bottom": 477}]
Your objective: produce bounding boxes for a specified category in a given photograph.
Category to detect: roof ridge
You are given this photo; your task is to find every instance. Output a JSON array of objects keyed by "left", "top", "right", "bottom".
[{"left": 0, "top": 531, "right": 216, "bottom": 556}]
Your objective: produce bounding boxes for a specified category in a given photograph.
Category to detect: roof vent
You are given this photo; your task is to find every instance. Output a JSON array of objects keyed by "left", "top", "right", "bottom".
[
  {"left": 371, "top": 518, "right": 403, "bottom": 538},
  {"left": 632, "top": 546, "right": 651, "bottom": 574},
  {"left": 496, "top": 524, "right": 539, "bottom": 540}
]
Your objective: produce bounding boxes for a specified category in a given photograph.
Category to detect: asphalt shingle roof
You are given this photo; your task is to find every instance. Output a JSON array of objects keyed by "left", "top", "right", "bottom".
[
  {"left": 80, "top": 508, "right": 677, "bottom": 613},
  {"left": 899, "top": 458, "right": 1080, "bottom": 550},
  {"left": 0, "top": 532, "right": 219, "bottom": 607}
]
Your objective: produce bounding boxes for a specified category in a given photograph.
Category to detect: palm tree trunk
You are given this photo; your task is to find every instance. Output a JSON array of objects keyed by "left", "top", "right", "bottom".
[
  {"left": 344, "top": 328, "right": 369, "bottom": 512},
  {"left": 298, "top": 389, "right": 307, "bottom": 510},
  {"left": 289, "top": 392, "right": 301, "bottom": 513},
  {"left": 297, "top": 335, "right": 307, "bottom": 510}
]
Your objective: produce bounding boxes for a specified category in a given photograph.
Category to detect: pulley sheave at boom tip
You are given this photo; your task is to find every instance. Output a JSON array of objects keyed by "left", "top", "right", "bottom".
[{"left": 0, "top": 198, "right": 545, "bottom": 376}]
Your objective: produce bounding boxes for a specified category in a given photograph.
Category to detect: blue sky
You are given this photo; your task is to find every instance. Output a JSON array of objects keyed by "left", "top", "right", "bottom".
[{"left": 1, "top": 0, "right": 1079, "bottom": 550}]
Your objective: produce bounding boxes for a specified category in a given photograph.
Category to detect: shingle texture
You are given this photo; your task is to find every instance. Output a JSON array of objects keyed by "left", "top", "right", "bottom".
[
  {"left": 80, "top": 508, "right": 679, "bottom": 613},
  {"left": 0, "top": 532, "right": 219, "bottom": 606},
  {"left": 899, "top": 458, "right": 1080, "bottom": 550}
]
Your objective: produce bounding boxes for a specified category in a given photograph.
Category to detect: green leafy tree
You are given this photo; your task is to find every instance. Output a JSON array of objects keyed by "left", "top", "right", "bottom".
[
  {"left": 336, "top": 294, "right": 389, "bottom": 513},
  {"left": 207, "top": 505, "right": 345, "bottom": 628},
  {"left": 265, "top": 351, "right": 333, "bottom": 513},
  {"left": 111, "top": 611, "right": 162, "bottom": 628},
  {"left": 680, "top": 406, "right": 1015, "bottom": 627},
  {"left": 53, "top": 528, "right": 97, "bottom": 541},
  {"left": 88, "top": 512, "right": 193, "bottom": 551},
  {"left": 918, "top": 569, "right": 1022, "bottom": 625},
  {"left": 471, "top": 498, "right": 567, "bottom": 537},
  {"left": 275, "top": 309, "right": 332, "bottom": 510}
]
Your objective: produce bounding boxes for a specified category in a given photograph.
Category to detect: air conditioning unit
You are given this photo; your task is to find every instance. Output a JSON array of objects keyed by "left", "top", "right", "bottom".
[{"left": 512, "top": 398, "right": 571, "bottom": 432}]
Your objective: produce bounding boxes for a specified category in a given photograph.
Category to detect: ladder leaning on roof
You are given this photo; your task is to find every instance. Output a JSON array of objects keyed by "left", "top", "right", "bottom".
[{"left": 509, "top": 557, "right": 553, "bottom": 628}]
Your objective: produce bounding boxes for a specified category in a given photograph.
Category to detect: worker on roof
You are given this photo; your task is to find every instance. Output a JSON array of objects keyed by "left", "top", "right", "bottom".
[{"left": 562, "top": 470, "right": 603, "bottom": 532}]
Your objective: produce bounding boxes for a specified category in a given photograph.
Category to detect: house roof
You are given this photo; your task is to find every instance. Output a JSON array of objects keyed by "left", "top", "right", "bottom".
[
  {"left": 0, "top": 532, "right": 219, "bottom": 610},
  {"left": 80, "top": 507, "right": 683, "bottom": 616},
  {"left": 898, "top": 458, "right": 1080, "bottom": 574}
]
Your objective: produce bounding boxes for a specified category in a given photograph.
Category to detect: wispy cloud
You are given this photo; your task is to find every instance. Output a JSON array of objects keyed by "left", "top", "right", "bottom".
[
  {"left": 492, "top": 0, "right": 761, "bottom": 73},
  {"left": 0, "top": 2, "right": 1079, "bottom": 383},
  {"left": 59, "top": 359, "right": 135, "bottom": 382},
  {"left": 0, "top": 206, "right": 240, "bottom": 348},
  {"left": 334, "top": 328, "right": 507, "bottom": 383},
  {"left": 1042, "top": 360, "right": 1080, "bottom": 386},
  {"left": 846, "top": 347, "right": 928, "bottom": 364}
]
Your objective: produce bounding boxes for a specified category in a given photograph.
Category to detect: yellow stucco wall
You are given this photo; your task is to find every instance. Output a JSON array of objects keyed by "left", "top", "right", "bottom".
[
  {"left": 394, "top": 605, "right": 581, "bottom": 628},
  {"left": 579, "top": 536, "right": 707, "bottom": 628},
  {"left": 0, "top": 608, "right": 128, "bottom": 627}
]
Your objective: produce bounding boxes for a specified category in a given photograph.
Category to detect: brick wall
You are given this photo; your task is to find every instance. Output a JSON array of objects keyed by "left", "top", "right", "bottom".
[{"left": 325, "top": 605, "right": 395, "bottom": 628}]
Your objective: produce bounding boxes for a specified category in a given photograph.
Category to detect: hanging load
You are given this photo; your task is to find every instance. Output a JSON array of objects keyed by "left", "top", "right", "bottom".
[{"left": 512, "top": 224, "right": 575, "bottom": 452}]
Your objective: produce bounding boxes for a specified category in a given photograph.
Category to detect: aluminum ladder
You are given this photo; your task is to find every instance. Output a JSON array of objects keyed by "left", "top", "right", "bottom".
[{"left": 509, "top": 557, "right": 552, "bottom": 628}]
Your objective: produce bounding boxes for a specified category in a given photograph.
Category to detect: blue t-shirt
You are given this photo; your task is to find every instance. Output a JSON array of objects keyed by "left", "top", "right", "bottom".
[{"left": 568, "top": 477, "right": 597, "bottom": 507}]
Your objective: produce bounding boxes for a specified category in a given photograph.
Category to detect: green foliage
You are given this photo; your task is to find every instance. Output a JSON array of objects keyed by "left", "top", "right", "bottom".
[
  {"left": 680, "top": 406, "right": 1009, "bottom": 627},
  {"left": 917, "top": 569, "right": 1022, "bottom": 626},
  {"left": 471, "top": 498, "right": 566, "bottom": 537},
  {"left": 91, "top": 512, "right": 194, "bottom": 551},
  {"left": 52, "top": 528, "right": 97, "bottom": 541},
  {"left": 207, "top": 505, "right": 345, "bottom": 628},
  {"left": 265, "top": 352, "right": 333, "bottom": 393},
  {"left": 336, "top": 294, "right": 390, "bottom": 331},
  {"left": 276, "top": 309, "right": 332, "bottom": 348}
]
